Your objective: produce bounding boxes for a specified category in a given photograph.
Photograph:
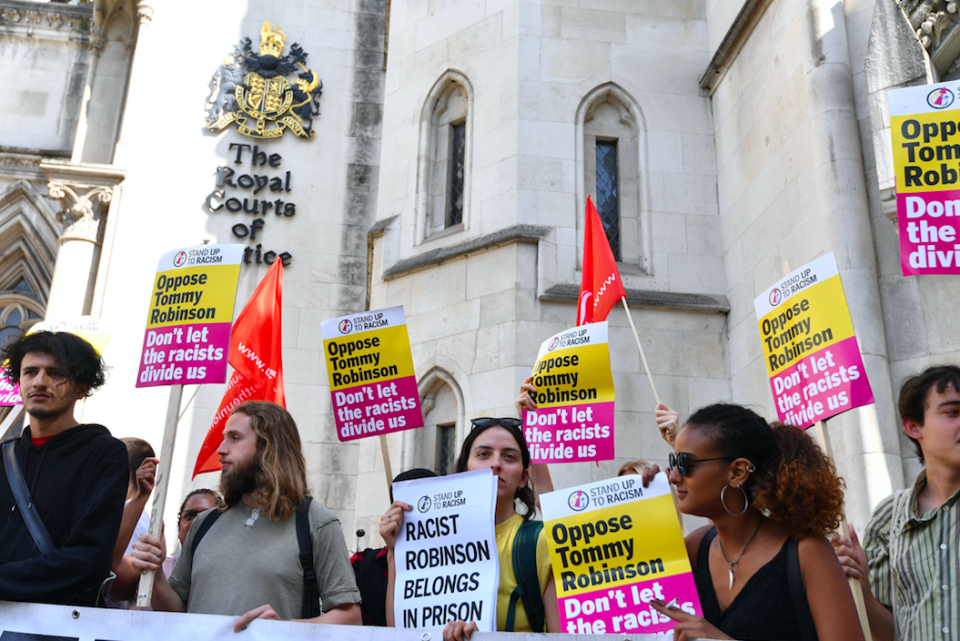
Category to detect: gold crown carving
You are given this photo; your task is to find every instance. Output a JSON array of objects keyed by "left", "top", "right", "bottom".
[{"left": 259, "top": 22, "right": 286, "bottom": 57}]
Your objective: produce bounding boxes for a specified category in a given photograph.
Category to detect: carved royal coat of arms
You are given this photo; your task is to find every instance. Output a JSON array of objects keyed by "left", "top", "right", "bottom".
[{"left": 205, "top": 22, "right": 322, "bottom": 140}]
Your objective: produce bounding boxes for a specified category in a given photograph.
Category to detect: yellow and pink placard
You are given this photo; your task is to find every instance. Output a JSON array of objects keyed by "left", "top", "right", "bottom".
[
  {"left": 136, "top": 244, "right": 243, "bottom": 387},
  {"left": 321, "top": 305, "right": 424, "bottom": 442},
  {"left": 524, "top": 322, "right": 614, "bottom": 463},
  {"left": 754, "top": 253, "right": 874, "bottom": 428},
  {"left": 541, "top": 473, "right": 701, "bottom": 636},
  {"left": 889, "top": 80, "right": 960, "bottom": 275}
]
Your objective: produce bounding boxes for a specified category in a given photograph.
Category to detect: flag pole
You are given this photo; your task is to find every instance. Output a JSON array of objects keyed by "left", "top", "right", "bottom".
[
  {"left": 620, "top": 297, "right": 660, "bottom": 405},
  {"left": 136, "top": 383, "right": 183, "bottom": 608}
]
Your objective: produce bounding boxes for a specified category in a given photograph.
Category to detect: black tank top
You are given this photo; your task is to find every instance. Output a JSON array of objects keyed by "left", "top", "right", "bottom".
[{"left": 695, "top": 528, "right": 803, "bottom": 641}]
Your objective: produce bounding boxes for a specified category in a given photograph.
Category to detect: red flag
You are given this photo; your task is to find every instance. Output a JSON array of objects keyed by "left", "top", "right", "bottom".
[
  {"left": 577, "top": 195, "right": 626, "bottom": 325},
  {"left": 192, "top": 261, "right": 285, "bottom": 477}
]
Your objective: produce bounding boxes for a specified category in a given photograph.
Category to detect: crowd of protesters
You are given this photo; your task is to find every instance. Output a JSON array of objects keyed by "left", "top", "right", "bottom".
[{"left": 0, "top": 331, "right": 956, "bottom": 640}]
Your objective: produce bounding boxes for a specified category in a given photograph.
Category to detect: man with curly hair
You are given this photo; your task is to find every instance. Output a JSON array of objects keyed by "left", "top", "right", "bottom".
[
  {"left": 834, "top": 365, "right": 960, "bottom": 641},
  {"left": 131, "top": 401, "right": 361, "bottom": 631},
  {"left": 0, "top": 331, "right": 128, "bottom": 605}
]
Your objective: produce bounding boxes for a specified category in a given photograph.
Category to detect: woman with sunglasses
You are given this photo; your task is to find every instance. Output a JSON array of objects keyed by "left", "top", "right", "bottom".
[
  {"left": 162, "top": 489, "right": 221, "bottom": 578},
  {"left": 380, "top": 417, "right": 560, "bottom": 640},
  {"left": 648, "top": 403, "right": 864, "bottom": 641}
]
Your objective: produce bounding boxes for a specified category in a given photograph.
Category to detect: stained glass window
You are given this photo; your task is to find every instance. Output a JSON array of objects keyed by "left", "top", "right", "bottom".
[
  {"left": 596, "top": 140, "right": 621, "bottom": 260},
  {"left": 447, "top": 122, "right": 466, "bottom": 227}
]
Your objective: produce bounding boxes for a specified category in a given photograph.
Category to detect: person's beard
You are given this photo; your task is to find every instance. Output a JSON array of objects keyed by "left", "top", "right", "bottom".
[{"left": 220, "top": 455, "right": 262, "bottom": 507}]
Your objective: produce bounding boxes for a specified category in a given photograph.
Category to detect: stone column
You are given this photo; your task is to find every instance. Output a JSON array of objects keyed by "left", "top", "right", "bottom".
[
  {"left": 40, "top": 161, "right": 126, "bottom": 320},
  {"left": 802, "top": 0, "right": 904, "bottom": 525},
  {"left": 70, "top": 33, "right": 105, "bottom": 163}
]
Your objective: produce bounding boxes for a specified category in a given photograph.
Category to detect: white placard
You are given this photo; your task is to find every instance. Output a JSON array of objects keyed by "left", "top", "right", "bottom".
[{"left": 392, "top": 469, "right": 499, "bottom": 632}]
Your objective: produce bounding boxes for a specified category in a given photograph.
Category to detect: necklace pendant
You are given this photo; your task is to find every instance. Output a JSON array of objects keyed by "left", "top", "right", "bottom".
[{"left": 728, "top": 568, "right": 735, "bottom": 590}]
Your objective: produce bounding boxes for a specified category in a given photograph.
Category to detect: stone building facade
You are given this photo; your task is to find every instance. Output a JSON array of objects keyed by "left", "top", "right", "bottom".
[{"left": 0, "top": 0, "right": 956, "bottom": 546}]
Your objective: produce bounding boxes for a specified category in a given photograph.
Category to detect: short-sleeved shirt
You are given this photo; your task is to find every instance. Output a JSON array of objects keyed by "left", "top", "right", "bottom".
[
  {"left": 495, "top": 514, "right": 551, "bottom": 632},
  {"left": 169, "top": 500, "right": 361, "bottom": 619},
  {"left": 863, "top": 470, "right": 960, "bottom": 640},
  {"left": 123, "top": 507, "right": 150, "bottom": 557}
]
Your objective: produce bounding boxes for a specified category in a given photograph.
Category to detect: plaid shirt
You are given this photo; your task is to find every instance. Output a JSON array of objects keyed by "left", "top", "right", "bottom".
[{"left": 864, "top": 471, "right": 960, "bottom": 640}]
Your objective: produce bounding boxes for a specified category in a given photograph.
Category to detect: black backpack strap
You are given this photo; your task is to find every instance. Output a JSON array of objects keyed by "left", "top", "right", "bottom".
[
  {"left": 190, "top": 508, "right": 222, "bottom": 557},
  {"left": 505, "top": 520, "right": 545, "bottom": 632},
  {"left": 786, "top": 537, "right": 819, "bottom": 641},
  {"left": 297, "top": 496, "right": 320, "bottom": 619},
  {"left": 2, "top": 437, "right": 55, "bottom": 555}
]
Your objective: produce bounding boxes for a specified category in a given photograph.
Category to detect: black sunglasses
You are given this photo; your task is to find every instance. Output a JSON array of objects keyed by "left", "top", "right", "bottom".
[
  {"left": 668, "top": 452, "right": 736, "bottom": 477},
  {"left": 470, "top": 417, "right": 523, "bottom": 430}
]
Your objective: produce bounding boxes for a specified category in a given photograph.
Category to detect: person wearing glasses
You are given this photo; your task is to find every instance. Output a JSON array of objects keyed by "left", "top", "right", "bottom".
[
  {"left": 646, "top": 404, "right": 864, "bottom": 641},
  {"left": 380, "top": 416, "right": 561, "bottom": 640},
  {"left": 0, "top": 331, "right": 128, "bottom": 606},
  {"left": 162, "top": 489, "right": 222, "bottom": 578}
]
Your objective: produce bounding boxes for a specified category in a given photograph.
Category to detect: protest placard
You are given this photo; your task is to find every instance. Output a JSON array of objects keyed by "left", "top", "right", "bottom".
[
  {"left": 321, "top": 305, "right": 423, "bottom": 442},
  {"left": 541, "top": 473, "right": 700, "bottom": 636},
  {"left": 135, "top": 244, "right": 243, "bottom": 387},
  {"left": 754, "top": 253, "right": 874, "bottom": 428},
  {"left": 392, "top": 469, "right": 499, "bottom": 632},
  {"left": 524, "top": 322, "right": 614, "bottom": 463},
  {"left": 889, "top": 80, "right": 960, "bottom": 275},
  {"left": 0, "top": 376, "right": 20, "bottom": 406}
]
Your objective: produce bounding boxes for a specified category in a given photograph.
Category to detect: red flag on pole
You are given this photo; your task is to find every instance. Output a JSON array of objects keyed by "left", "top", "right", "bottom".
[
  {"left": 192, "top": 261, "right": 285, "bottom": 477},
  {"left": 577, "top": 195, "right": 626, "bottom": 326}
]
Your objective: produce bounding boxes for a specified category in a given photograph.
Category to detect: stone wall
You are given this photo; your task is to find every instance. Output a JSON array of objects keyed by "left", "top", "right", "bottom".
[
  {"left": 854, "top": 0, "right": 960, "bottom": 486},
  {"left": 359, "top": 0, "right": 728, "bottom": 545},
  {"left": 707, "top": 0, "right": 906, "bottom": 528},
  {"left": 0, "top": 1, "right": 91, "bottom": 154}
]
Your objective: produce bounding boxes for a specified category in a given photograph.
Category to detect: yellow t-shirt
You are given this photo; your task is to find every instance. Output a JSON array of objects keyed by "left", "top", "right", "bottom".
[{"left": 495, "top": 514, "right": 552, "bottom": 632}]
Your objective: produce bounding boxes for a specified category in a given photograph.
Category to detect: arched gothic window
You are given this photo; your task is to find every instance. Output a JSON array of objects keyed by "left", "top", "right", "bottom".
[
  {"left": 417, "top": 71, "right": 473, "bottom": 243},
  {"left": 409, "top": 368, "right": 465, "bottom": 475},
  {"left": 577, "top": 84, "right": 650, "bottom": 271}
]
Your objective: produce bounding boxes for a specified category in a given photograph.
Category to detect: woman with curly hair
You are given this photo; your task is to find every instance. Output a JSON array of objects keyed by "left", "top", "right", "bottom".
[{"left": 649, "top": 404, "right": 864, "bottom": 641}]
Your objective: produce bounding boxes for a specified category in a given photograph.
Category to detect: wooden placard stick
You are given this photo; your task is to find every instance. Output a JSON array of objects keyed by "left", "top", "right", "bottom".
[
  {"left": 379, "top": 433, "right": 393, "bottom": 492},
  {"left": 136, "top": 384, "right": 184, "bottom": 607},
  {"left": 813, "top": 419, "right": 873, "bottom": 641},
  {"left": 0, "top": 406, "right": 25, "bottom": 441}
]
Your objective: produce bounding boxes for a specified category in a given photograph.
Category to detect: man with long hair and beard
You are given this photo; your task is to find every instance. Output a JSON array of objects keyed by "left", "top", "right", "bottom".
[{"left": 132, "top": 401, "right": 361, "bottom": 631}]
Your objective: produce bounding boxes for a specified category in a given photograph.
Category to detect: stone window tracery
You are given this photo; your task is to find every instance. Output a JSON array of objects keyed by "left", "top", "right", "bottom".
[{"left": 578, "top": 84, "right": 650, "bottom": 272}]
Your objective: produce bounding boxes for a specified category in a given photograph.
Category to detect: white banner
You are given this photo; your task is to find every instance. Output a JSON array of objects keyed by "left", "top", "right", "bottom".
[
  {"left": 392, "top": 469, "right": 499, "bottom": 633},
  {"left": 0, "top": 601, "right": 676, "bottom": 641}
]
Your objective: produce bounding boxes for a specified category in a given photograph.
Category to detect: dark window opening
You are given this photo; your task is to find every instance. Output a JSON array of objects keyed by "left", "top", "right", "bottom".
[
  {"left": 447, "top": 122, "right": 466, "bottom": 227},
  {"left": 435, "top": 423, "right": 457, "bottom": 475},
  {"left": 595, "top": 140, "right": 621, "bottom": 260}
]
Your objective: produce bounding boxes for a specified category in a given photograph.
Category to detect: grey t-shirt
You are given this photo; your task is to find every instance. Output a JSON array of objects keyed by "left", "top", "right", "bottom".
[{"left": 169, "top": 500, "right": 360, "bottom": 619}]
